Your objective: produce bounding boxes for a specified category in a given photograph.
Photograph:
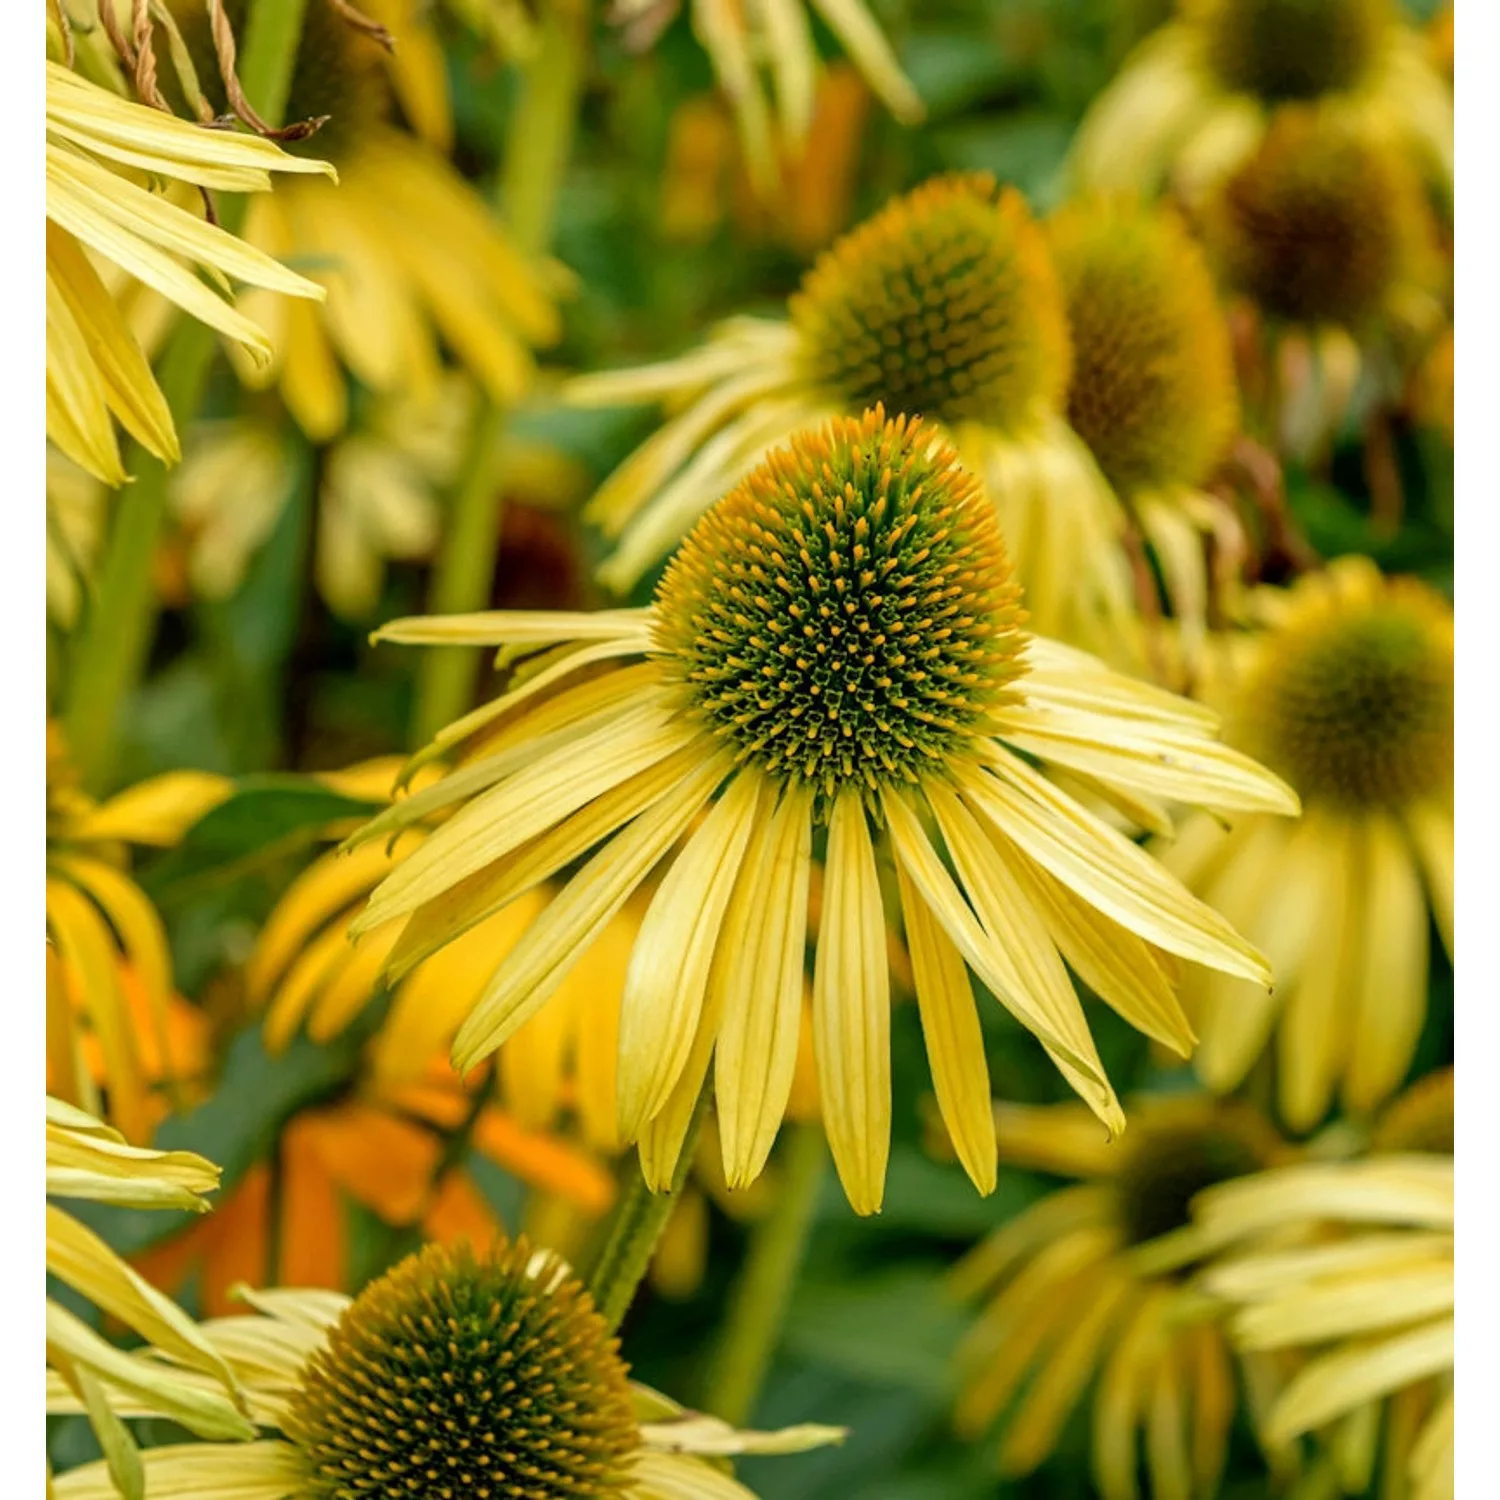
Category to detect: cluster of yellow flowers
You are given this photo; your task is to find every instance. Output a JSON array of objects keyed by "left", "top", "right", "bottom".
[{"left": 44, "top": 2, "right": 1453, "bottom": 1498}]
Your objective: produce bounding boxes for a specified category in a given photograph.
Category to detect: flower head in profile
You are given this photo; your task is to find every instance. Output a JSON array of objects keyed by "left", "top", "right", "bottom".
[
  {"left": 349, "top": 409, "right": 1296, "bottom": 1214},
  {"left": 45, "top": 61, "right": 330, "bottom": 484},
  {"left": 571, "top": 173, "right": 1151, "bottom": 660},
  {"left": 1205, "top": 107, "right": 1437, "bottom": 333},
  {"left": 152, "top": 0, "right": 560, "bottom": 442},
  {"left": 46, "top": 1097, "right": 254, "bottom": 1496},
  {"left": 1045, "top": 195, "right": 1243, "bottom": 658},
  {"left": 1069, "top": 0, "right": 1452, "bottom": 207},
  {"left": 949, "top": 1093, "right": 1288, "bottom": 1497},
  {"left": 1159, "top": 558, "right": 1451, "bottom": 1129},
  {"left": 1195, "top": 1072, "right": 1453, "bottom": 1499},
  {"left": 46, "top": 727, "right": 230, "bottom": 1141},
  {"left": 49, "top": 1236, "right": 843, "bottom": 1499}
]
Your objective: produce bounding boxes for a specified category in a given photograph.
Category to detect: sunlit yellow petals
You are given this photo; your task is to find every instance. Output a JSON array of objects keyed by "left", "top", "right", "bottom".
[
  {"left": 696, "top": 0, "right": 778, "bottom": 192},
  {"left": 1266, "top": 1318, "right": 1453, "bottom": 1448},
  {"left": 619, "top": 773, "right": 765, "bottom": 1137},
  {"left": 1145, "top": 1342, "right": 1194, "bottom": 1500},
  {"left": 373, "top": 606, "right": 652, "bottom": 649},
  {"left": 1231, "top": 1262, "right": 1454, "bottom": 1351},
  {"left": 949, "top": 1181, "right": 1113, "bottom": 1301},
  {"left": 1345, "top": 815, "right": 1429, "bottom": 1114},
  {"left": 45, "top": 1099, "right": 219, "bottom": 1209},
  {"left": 1194, "top": 1159, "right": 1455, "bottom": 1246},
  {"left": 350, "top": 667, "right": 660, "bottom": 850},
  {"left": 246, "top": 838, "right": 407, "bottom": 1005},
  {"left": 277, "top": 291, "right": 348, "bottom": 443},
  {"left": 954, "top": 1224, "right": 1116, "bottom": 1433},
  {"left": 994, "top": 704, "right": 1298, "bottom": 816},
  {"left": 1410, "top": 1391, "right": 1454, "bottom": 1500},
  {"left": 1404, "top": 799, "right": 1454, "bottom": 957},
  {"left": 807, "top": 0, "right": 925, "bottom": 124},
  {"left": 51, "top": 855, "right": 175, "bottom": 1092},
  {"left": 46, "top": 878, "right": 148, "bottom": 1143},
  {"left": 495, "top": 988, "right": 570, "bottom": 1134},
  {"left": 46, "top": 1206, "right": 241, "bottom": 1397},
  {"left": 895, "top": 861, "right": 995, "bottom": 1195},
  {"left": 51, "top": 1441, "right": 305, "bottom": 1500},
  {"left": 881, "top": 790, "right": 1093, "bottom": 1078},
  {"left": 713, "top": 783, "right": 814, "bottom": 1187},
  {"left": 45, "top": 1301, "right": 256, "bottom": 1443},
  {"left": 452, "top": 751, "right": 732, "bottom": 1072},
  {"left": 928, "top": 781, "right": 1120, "bottom": 1131},
  {"left": 47, "top": 227, "right": 176, "bottom": 472},
  {"left": 360, "top": 701, "right": 693, "bottom": 930},
  {"left": 812, "top": 792, "right": 891, "bottom": 1216},
  {"left": 70, "top": 770, "right": 232, "bottom": 847},
  {"left": 1004, "top": 849, "right": 1194, "bottom": 1057},
  {"left": 971, "top": 750, "right": 1273, "bottom": 984},
  {"left": 998, "top": 1270, "right": 1134, "bottom": 1475},
  {"left": 262, "top": 912, "right": 381, "bottom": 1054},
  {"left": 1184, "top": 816, "right": 1301, "bottom": 1092},
  {"left": 1277, "top": 818, "right": 1359, "bottom": 1131},
  {"left": 45, "top": 63, "right": 333, "bottom": 187},
  {"left": 46, "top": 144, "right": 324, "bottom": 359},
  {"left": 1187, "top": 1321, "right": 1235, "bottom": 1498},
  {"left": 1092, "top": 1288, "right": 1171, "bottom": 1500},
  {"left": 384, "top": 748, "right": 701, "bottom": 982}
]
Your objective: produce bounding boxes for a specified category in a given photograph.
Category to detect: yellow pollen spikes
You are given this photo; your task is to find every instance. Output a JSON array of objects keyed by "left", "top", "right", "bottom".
[
  {"left": 653, "top": 407, "right": 1029, "bottom": 813},
  {"left": 789, "top": 174, "right": 1071, "bottom": 431},
  {"left": 284, "top": 1240, "right": 639, "bottom": 1500}
]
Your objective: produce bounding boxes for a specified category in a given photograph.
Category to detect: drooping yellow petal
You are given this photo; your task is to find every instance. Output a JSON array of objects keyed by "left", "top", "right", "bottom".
[
  {"left": 894, "top": 859, "right": 996, "bottom": 1195},
  {"left": 618, "top": 772, "right": 765, "bottom": 1137},
  {"left": 970, "top": 750, "right": 1273, "bottom": 984},
  {"left": 1344, "top": 814, "right": 1429, "bottom": 1115},
  {"left": 713, "top": 783, "right": 814, "bottom": 1187},
  {"left": 811, "top": 792, "right": 891, "bottom": 1217},
  {"left": 451, "top": 750, "right": 732, "bottom": 1072}
]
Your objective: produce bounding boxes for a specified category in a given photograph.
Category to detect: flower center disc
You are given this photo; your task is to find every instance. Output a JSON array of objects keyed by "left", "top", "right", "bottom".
[
  {"left": 1116, "top": 1116, "right": 1266, "bottom": 1248},
  {"left": 1209, "top": 111, "right": 1418, "bottom": 328},
  {"left": 1196, "top": 0, "right": 1391, "bottom": 101},
  {"left": 1236, "top": 584, "right": 1452, "bottom": 811},
  {"left": 285, "top": 1241, "right": 639, "bottom": 1500},
  {"left": 653, "top": 409, "right": 1029, "bottom": 809},
  {"left": 1048, "top": 200, "right": 1237, "bottom": 494},
  {"left": 789, "top": 174, "right": 1071, "bottom": 431}
]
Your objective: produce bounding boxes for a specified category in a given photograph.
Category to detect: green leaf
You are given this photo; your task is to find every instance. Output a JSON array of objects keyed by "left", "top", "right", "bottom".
[{"left": 144, "top": 776, "right": 381, "bottom": 897}]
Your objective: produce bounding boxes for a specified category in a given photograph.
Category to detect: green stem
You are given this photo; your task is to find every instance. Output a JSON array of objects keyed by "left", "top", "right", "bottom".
[
  {"left": 586, "top": 1089, "right": 710, "bottom": 1333},
  {"left": 410, "top": 1, "right": 590, "bottom": 747},
  {"left": 701, "top": 1123, "right": 827, "bottom": 1425},
  {"left": 62, "top": 0, "right": 311, "bottom": 792},
  {"left": 408, "top": 405, "right": 508, "bottom": 746}
]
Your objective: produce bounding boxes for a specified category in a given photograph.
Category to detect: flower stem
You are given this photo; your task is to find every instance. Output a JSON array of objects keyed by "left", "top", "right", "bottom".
[
  {"left": 700, "top": 1123, "right": 827, "bottom": 1425},
  {"left": 586, "top": 1089, "right": 710, "bottom": 1333},
  {"left": 61, "top": 0, "right": 311, "bottom": 792},
  {"left": 410, "top": 2, "right": 589, "bottom": 747}
]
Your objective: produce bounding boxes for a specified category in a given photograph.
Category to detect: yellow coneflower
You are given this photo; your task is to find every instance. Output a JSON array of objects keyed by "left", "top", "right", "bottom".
[
  {"left": 347, "top": 409, "right": 1296, "bottom": 1215},
  {"left": 50, "top": 1237, "right": 845, "bottom": 1499},
  {"left": 46, "top": 1097, "right": 254, "bottom": 1499},
  {"left": 1195, "top": 1074, "right": 1454, "bottom": 1500},
  {"left": 1159, "top": 558, "right": 1452, "bottom": 1130},
  {"left": 45, "top": 60, "right": 330, "bottom": 485},
  {"left": 611, "top": 0, "right": 921, "bottom": 196},
  {"left": 571, "top": 172, "right": 1140, "bottom": 653},
  {"left": 1044, "top": 196, "right": 1242, "bottom": 662},
  {"left": 1069, "top": 0, "right": 1452, "bottom": 205},
  {"left": 46, "top": 727, "right": 231, "bottom": 1141},
  {"left": 950, "top": 1093, "right": 1290, "bottom": 1499},
  {"left": 156, "top": 0, "right": 560, "bottom": 443}
]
